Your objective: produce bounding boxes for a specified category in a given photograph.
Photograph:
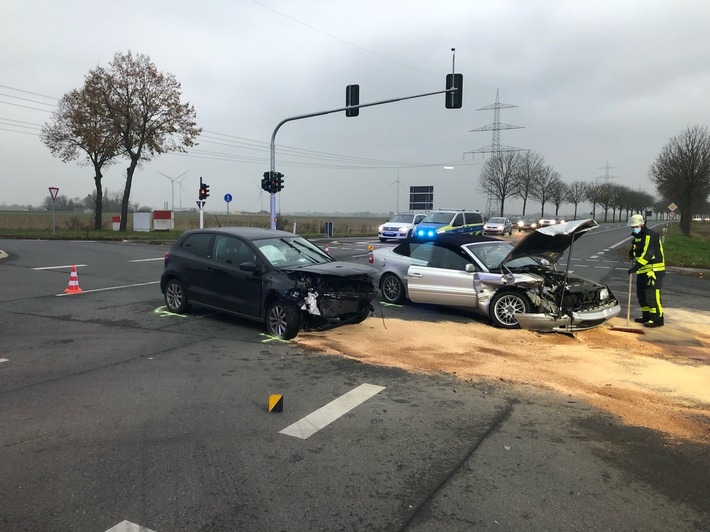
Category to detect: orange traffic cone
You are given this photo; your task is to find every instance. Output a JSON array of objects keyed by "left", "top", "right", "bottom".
[{"left": 64, "top": 265, "right": 83, "bottom": 293}]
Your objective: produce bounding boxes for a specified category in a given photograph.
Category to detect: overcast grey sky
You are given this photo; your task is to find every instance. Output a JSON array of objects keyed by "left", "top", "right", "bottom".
[{"left": 2, "top": 0, "right": 709, "bottom": 215}]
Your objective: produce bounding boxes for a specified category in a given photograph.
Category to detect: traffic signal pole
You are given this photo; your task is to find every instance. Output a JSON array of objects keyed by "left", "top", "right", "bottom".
[{"left": 268, "top": 77, "right": 462, "bottom": 229}]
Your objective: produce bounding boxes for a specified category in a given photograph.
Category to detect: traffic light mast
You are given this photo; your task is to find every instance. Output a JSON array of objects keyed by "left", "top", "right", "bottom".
[{"left": 266, "top": 49, "right": 463, "bottom": 229}]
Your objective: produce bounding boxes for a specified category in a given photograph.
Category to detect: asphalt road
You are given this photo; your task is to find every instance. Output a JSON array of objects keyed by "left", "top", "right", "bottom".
[{"left": 0, "top": 232, "right": 708, "bottom": 531}]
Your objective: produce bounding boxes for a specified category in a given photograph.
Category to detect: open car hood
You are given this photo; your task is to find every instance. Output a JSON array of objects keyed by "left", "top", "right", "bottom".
[{"left": 501, "top": 219, "right": 599, "bottom": 264}]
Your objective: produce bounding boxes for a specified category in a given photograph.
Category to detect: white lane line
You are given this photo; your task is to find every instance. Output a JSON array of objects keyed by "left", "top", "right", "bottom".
[
  {"left": 0, "top": 358, "right": 9, "bottom": 363},
  {"left": 279, "top": 383, "right": 386, "bottom": 440},
  {"left": 129, "top": 258, "right": 164, "bottom": 263},
  {"left": 55, "top": 281, "right": 159, "bottom": 296},
  {"left": 33, "top": 264, "right": 88, "bottom": 270},
  {"left": 105, "top": 520, "right": 156, "bottom": 532}
]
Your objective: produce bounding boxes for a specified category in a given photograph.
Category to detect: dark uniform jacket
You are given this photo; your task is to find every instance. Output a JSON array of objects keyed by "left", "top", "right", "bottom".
[{"left": 630, "top": 226, "right": 665, "bottom": 274}]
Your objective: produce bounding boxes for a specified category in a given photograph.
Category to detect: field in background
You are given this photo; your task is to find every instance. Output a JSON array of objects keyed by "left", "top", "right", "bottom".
[{"left": 0, "top": 211, "right": 387, "bottom": 239}]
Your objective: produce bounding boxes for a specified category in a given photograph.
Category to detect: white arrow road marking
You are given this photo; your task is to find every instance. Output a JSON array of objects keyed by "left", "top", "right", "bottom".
[
  {"left": 105, "top": 520, "right": 156, "bottom": 532},
  {"left": 279, "top": 383, "right": 386, "bottom": 440}
]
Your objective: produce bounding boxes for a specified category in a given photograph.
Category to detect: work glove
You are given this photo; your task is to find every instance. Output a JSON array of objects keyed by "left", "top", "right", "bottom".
[
  {"left": 627, "top": 264, "right": 639, "bottom": 275},
  {"left": 647, "top": 271, "right": 656, "bottom": 286}
]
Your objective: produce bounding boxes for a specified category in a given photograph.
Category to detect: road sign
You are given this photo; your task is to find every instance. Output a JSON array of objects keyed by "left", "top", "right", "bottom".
[
  {"left": 49, "top": 187, "right": 59, "bottom": 201},
  {"left": 668, "top": 202, "right": 677, "bottom": 211},
  {"left": 224, "top": 193, "right": 232, "bottom": 203},
  {"left": 668, "top": 211, "right": 677, "bottom": 220}
]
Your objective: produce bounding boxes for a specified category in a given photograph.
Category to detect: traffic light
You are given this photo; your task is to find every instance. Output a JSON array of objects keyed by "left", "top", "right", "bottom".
[
  {"left": 445, "top": 73, "right": 463, "bottom": 109},
  {"left": 275, "top": 172, "right": 284, "bottom": 192},
  {"left": 262, "top": 171, "right": 271, "bottom": 192},
  {"left": 199, "top": 178, "right": 207, "bottom": 200},
  {"left": 203, "top": 183, "right": 210, "bottom": 199},
  {"left": 346, "top": 84, "right": 359, "bottom": 117}
]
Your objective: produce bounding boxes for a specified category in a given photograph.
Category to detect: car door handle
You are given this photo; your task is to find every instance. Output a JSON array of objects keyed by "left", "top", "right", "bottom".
[{"left": 408, "top": 272, "right": 423, "bottom": 278}]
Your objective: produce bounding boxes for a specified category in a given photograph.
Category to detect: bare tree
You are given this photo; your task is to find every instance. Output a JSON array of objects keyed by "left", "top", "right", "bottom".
[
  {"left": 478, "top": 151, "right": 521, "bottom": 216},
  {"left": 548, "top": 178, "right": 569, "bottom": 217},
  {"left": 88, "top": 51, "right": 202, "bottom": 230},
  {"left": 41, "top": 84, "right": 121, "bottom": 229},
  {"left": 530, "top": 165, "right": 558, "bottom": 217},
  {"left": 585, "top": 182, "right": 603, "bottom": 219},
  {"left": 514, "top": 151, "right": 545, "bottom": 216},
  {"left": 596, "top": 182, "right": 616, "bottom": 222},
  {"left": 567, "top": 181, "right": 587, "bottom": 220},
  {"left": 649, "top": 124, "right": 710, "bottom": 235}
]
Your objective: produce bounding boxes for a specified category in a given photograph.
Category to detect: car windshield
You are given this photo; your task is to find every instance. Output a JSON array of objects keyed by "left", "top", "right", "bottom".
[
  {"left": 464, "top": 242, "right": 514, "bottom": 270},
  {"left": 254, "top": 236, "right": 330, "bottom": 267},
  {"left": 422, "top": 212, "right": 454, "bottom": 224},
  {"left": 388, "top": 214, "right": 415, "bottom": 223},
  {"left": 487, "top": 217, "right": 506, "bottom": 224}
]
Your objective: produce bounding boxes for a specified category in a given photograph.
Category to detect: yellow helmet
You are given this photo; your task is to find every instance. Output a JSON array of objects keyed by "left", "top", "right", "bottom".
[{"left": 627, "top": 214, "right": 645, "bottom": 227}]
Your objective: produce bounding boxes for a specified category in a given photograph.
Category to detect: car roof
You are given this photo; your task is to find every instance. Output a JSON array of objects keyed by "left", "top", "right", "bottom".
[
  {"left": 395, "top": 233, "right": 501, "bottom": 254},
  {"left": 180, "top": 227, "right": 295, "bottom": 241}
]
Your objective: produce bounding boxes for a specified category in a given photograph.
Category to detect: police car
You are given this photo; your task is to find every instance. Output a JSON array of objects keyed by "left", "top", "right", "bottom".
[{"left": 414, "top": 210, "right": 485, "bottom": 239}]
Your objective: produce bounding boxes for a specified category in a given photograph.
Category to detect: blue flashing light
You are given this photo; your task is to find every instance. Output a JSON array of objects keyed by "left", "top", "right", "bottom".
[{"left": 416, "top": 228, "right": 437, "bottom": 238}]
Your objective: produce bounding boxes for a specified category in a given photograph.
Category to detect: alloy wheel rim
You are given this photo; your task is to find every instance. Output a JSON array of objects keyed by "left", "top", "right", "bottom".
[{"left": 496, "top": 295, "right": 524, "bottom": 325}]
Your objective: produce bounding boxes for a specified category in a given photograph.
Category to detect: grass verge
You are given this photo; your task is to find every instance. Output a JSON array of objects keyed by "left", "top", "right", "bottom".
[{"left": 662, "top": 222, "right": 710, "bottom": 270}]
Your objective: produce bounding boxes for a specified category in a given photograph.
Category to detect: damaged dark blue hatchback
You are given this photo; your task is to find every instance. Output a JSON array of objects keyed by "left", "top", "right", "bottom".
[{"left": 160, "top": 227, "right": 378, "bottom": 339}]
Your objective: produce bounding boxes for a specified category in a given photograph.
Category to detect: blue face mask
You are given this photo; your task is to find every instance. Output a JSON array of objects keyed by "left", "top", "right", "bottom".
[{"left": 632, "top": 227, "right": 641, "bottom": 235}]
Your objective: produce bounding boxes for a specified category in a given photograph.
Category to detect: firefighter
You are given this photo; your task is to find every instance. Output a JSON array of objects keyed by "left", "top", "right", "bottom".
[{"left": 627, "top": 214, "right": 665, "bottom": 327}]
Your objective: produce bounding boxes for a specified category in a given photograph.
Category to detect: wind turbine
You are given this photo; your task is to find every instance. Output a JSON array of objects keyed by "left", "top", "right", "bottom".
[
  {"left": 159, "top": 171, "right": 188, "bottom": 211},
  {"left": 252, "top": 181, "right": 265, "bottom": 212},
  {"left": 389, "top": 170, "right": 406, "bottom": 213}
]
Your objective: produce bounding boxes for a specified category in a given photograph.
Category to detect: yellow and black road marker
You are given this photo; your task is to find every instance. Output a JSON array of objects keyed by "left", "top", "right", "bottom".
[{"left": 268, "top": 394, "right": 283, "bottom": 413}]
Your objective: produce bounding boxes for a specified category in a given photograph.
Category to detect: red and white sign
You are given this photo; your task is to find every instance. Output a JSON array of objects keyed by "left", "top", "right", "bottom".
[
  {"left": 48, "top": 187, "right": 59, "bottom": 201},
  {"left": 668, "top": 211, "right": 677, "bottom": 220}
]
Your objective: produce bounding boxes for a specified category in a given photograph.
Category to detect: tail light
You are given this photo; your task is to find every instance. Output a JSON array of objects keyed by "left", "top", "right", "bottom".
[{"left": 164, "top": 251, "right": 170, "bottom": 267}]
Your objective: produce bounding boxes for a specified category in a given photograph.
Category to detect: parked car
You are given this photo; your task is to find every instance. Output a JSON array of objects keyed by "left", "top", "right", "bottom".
[
  {"left": 483, "top": 217, "right": 513, "bottom": 236},
  {"left": 538, "top": 217, "right": 558, "bottom": 227},
  {"left": 371, "top": 219, "right": 620, "bottom": 332},
  {"left": 378, "top": 212, "right": 426, "bottom": 242},
  {"left": 414, "top": 210, "right": 484, "bottom": 239},
  {"left": 160, "top": 227, "right": 378, "bottom": 339}
]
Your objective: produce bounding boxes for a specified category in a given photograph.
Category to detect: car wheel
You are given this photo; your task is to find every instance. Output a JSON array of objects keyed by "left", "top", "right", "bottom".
[
  {"left": 379, "top": 238, "right": 387, "bottom": 242},
  {"left": 164, "top": 278, "right": 189, "bottom": 313},
  {"left": 265, "top": 300, "right": 301, "bottom": 340},
  {"left": 490, "top": 290, "right": 531, "bottom": 329},
  {"left": 380, "top": 272, "right": 405, "bottom": 304}
]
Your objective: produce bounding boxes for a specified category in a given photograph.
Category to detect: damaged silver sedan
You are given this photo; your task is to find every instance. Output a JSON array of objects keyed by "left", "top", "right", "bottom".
[
  {"left": 372, "top": 219, "right": 621, "bottom": 332},
  {"left": 161, "top": 227, "right": 377, "bottom": 339}
]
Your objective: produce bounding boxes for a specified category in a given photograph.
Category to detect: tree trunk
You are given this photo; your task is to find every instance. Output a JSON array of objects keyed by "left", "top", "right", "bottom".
[
  {"left": 93, "top": 167, "right": 103, "bottom": 230},
  {"left": 679, "top": 200, "right": 692, "bottom": 235},
  {"left": 120, "top": 159, "right": 138, "bottom": 231}
]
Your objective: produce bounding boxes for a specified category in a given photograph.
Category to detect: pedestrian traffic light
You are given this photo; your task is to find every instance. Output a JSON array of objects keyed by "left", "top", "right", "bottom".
[
  {"left": 445, "top": 73, "right": 463, "bottom": 109},
  {"left": 346, "top": 84, "right": 359, "bottom": 117},
  {"left": 199, "top": 178, "right": 207, "bottom": 200}
]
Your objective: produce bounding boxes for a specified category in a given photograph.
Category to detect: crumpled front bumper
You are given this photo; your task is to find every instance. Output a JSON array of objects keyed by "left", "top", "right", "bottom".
[{"left": 515, "top": 303, "right": 621, "bottom": 333}]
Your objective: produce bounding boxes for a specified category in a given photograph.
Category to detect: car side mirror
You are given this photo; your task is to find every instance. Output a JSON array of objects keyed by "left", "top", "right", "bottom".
[
  {"left": 239, "top": 262, "right": 260, "bottom": 273},
  {"left": 464, "top": 263, "right": 476, "bottom": 273}
]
